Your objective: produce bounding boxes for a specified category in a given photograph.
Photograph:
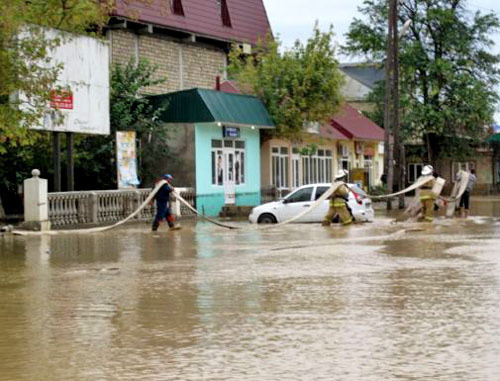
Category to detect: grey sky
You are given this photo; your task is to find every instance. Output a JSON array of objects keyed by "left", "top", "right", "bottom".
[
  {"left": 262, "top": 0, "right": 500, "bottom": 55},
  {"left": 262, "top": 0, "right": 500, "bottom": 120}
]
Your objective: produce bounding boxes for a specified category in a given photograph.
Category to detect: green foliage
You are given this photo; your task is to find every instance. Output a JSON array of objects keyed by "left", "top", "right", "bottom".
[
  {"left": 343, "top": 0, "right": 500, "bottom": 161},
  {"left": 74, "top": 58, "right": 171, "bottom": 189},
  {"left": 0, "top": 0, "right": 110, "bottom": 153},
  {"left": 228, "top": 24, "right": 344, "bottom": 140},
  {"left": 299, "top": 143, "right": 318, "bottom": 156},
  {"left": 368, "top": 183, "right": 388, "bottom": 196}
]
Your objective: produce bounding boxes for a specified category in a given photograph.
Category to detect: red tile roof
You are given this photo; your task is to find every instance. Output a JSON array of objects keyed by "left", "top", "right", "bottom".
[
  {"left": 320, "top": 123, "right": 350, "bottom": 140},
  {"left": 330, "top": 103, "right": 385, "bottom": 141},
  {"left": 218, "top": 81, "right": 383, "bottom": 142},
  {"left": 218, "top": 80, "right": 241, "bottom": 94},
  {"left": 112, "top": 0, "right": 271, "bottom": 45}
]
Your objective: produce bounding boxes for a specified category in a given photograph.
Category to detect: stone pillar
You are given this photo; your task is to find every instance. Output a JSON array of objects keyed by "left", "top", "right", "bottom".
[{"left": 23, "top": 169, "right": 51, "bottom": 231}]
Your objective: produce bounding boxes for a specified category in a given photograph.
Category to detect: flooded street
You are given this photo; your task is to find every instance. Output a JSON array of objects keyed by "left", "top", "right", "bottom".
[{"left": 1, "top": 207, "right": 500, "bottom": 380}]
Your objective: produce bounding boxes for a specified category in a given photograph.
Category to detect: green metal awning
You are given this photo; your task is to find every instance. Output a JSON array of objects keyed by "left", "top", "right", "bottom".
[
  {"left": 487, "top": 134, "right": 500, "bottom": 143},
  {"left": 149, "top": 88, "right": 275, "bottom": 129}
]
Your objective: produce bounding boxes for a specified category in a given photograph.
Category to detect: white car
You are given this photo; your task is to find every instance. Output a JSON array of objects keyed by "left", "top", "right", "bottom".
[{"left": 249, "top": 183, "right": 374, "bottom": 224}]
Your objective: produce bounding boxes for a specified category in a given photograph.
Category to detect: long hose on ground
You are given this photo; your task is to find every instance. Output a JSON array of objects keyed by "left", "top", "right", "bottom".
[{"left": 13, "top": 181, "right": 343, "bottom": 235}]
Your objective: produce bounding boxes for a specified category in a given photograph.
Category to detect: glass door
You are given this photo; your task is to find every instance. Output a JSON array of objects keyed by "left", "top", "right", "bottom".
[{"left": 223, "top": 140, "right": 235, "bottom": 204}]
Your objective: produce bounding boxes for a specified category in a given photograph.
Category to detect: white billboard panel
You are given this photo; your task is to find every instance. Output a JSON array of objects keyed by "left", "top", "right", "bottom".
[{"left": 28, "top": 28, "right": 110, "bottom": 135}]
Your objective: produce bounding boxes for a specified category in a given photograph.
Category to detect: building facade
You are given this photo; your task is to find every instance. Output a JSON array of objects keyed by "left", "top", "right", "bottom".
[
  {"left": 261, "top": 103, "right": 385, "bottom": 196},
  {"left": 107, "top": 0, "right": 271, "bottom": 94}
]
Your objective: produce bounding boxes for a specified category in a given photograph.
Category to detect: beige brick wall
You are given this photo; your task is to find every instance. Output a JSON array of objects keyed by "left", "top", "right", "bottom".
[{"left": 109, "top": 29, "right": 226, "bottom": 95}]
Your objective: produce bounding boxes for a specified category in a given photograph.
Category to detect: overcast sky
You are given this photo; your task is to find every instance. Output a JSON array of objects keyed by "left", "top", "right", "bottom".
[
  {"left": 262, "top": 0, "right": 500, "bottom": 56},
  {"left": 262, "top": 0, "right": 500, "bottom": 120}
]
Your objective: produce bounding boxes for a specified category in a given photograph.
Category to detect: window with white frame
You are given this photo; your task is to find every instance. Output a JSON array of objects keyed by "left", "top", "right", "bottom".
[
  {"left": 452, "top": 161, "right": 475, "bottom": 181},
  {"left": 408, "top": 163, "right": 423, "bottom": 183},
  {"left": 211, "top": 139, "right": 245, "bottom": 186},
  {"left": 272, "top": 146, "right": 289, "bottom": 189},
  {"left": 292, "top": 148, "right": 300, "bottom": 189},
  {"left": 235, "top": 140, "right": 245, "bottom": 185},
  {"left": 301, "top": 149, "right": 333, "bottom": 185},
  {"left": 211, "top": 139, "right": 224, "bottom": 186}
]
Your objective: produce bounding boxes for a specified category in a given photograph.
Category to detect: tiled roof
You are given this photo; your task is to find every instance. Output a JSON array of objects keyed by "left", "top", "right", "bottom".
[
  {"left": 320, "top": 123, "right": 350, "bottom": 140},
  {"left": 218, "top": 80, "right": 241, "bottom": 94},
  {"left": 331, "top": 103, "right": 385, "bottom": 141},
  {"left": 112, "top": 0, "right": 271, "bottom": 45}
]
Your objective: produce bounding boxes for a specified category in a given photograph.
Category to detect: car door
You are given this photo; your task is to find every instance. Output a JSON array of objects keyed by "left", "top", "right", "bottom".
[
  {"left": 278, "top": 186, "right": 314, "bottom": 222},
  {"left": 310, "top": 185, "right": 331, "bottom": 222}
]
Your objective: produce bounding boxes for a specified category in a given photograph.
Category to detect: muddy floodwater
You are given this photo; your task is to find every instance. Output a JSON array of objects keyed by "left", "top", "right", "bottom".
[{"left": 1, "top": 203, "right": 500, "bottom": 380}]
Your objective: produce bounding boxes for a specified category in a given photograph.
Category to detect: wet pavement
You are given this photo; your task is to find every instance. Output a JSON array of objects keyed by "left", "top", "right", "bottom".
[{"left": 1, "top": 205, "right": 500, "bottom": 380}]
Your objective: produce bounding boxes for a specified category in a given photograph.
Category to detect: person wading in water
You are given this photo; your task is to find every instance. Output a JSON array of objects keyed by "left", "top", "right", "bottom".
[{"left": 151, "top": 174, "right": 180, "bottom": 231}]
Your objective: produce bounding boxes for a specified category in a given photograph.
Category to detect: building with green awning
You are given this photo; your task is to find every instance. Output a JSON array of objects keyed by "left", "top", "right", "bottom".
[{"left": 150, "top": 88, "right": 275, "bottom": 216}]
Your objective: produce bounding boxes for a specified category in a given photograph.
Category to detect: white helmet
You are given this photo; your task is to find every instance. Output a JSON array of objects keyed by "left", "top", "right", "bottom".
[
  {"left": 335, "top": 169, "right": 349, "bottom": 180},
  {"left": 421, "top": 165, "right": 433, "bottom": 176}
]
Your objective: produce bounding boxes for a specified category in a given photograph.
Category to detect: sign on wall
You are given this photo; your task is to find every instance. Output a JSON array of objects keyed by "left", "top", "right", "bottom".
[
  {"left": 26, "top": 28, "right": 110, "bottom": 135},
  {"left": 223, "top": 126, "right": 240, "bottom": 138},
  {"left": 116, "top": 131, "right": 140, "bottom": 189}
]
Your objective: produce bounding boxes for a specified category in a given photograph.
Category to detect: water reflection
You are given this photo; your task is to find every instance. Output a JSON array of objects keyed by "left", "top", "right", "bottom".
[{"left": 1, "top": 205, "right": 500, "bottom": 379}]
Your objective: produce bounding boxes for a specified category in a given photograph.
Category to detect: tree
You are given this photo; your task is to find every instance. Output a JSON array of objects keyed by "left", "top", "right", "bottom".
[
  {"left": 74, "top": 58, "right": 172, "bottom": 189},
  {"left": 0, "top": 0, "right": 110, "bottom": 217},
  {"left": 0, "top": 0, "right": 110, "bottom": 152},
  {"left": 343, "top": 0, "right": 500, "bottom": 162},
  {"left": 228, "top": 24, "right": 344, "bottom": 141}
]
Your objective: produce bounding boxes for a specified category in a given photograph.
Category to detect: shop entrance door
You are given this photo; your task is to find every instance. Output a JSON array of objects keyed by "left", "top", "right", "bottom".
[{"left": 223, "top": 140, "right": 236, "bottom": 204}]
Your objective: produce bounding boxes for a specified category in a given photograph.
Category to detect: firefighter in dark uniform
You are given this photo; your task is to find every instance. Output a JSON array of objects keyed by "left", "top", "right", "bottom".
[
  {"left": 152, "top": 174, "right": 177, "bottom": 231},
  {"left": 322, "top": 169, "right": 353, "bottom": 226}
]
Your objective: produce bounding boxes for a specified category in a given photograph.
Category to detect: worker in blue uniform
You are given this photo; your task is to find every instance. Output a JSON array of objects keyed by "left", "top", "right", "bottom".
[{"left": 152, "top": 174, "right": 178, "bottom": 231}]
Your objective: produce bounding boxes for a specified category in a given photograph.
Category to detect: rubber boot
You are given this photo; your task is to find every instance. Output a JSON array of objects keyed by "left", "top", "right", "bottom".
[
  {"left": 152, "top": 221, "right": 159, "bottom": 231},
  {"left": 459, "top": 207, "right": 465, "bottom": 218}
]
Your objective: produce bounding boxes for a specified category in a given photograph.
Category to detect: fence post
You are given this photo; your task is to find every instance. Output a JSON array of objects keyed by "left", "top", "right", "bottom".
[
  {"left": 23, "top": 169, "right": 50, "bottom": 231},
  {"left": 134, "top": 190, "right": 142, "bottom": 220},
  {"left": 89, "top": 192, "right": 98, "bottom": 223}
]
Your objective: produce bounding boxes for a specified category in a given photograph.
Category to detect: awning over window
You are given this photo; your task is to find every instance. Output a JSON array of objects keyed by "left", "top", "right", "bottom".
[{"left": 150, "top": 88, "right": 275, "bottom": 129}]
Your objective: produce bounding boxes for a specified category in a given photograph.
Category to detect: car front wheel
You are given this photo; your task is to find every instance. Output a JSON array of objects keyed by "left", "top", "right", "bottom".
[{"left": 257, "top": 213, "right": 277, "bottom": 224}]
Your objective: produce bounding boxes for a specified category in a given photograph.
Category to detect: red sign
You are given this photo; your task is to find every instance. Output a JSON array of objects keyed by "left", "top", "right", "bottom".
[{"left": 50, "top": 90, "right": 73, "bottom": 109}]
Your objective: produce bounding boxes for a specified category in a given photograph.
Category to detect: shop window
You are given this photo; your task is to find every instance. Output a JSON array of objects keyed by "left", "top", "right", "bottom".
[
  {"left": 211, "top": 139, "right": 245, "bottom": 186},
  {"left": 272, "top": 146, "right": 289, "bottom": 190},
  {"left": 302, "top": 148, "right": 332, "bottom": 185},
  {"left": 452, "top": 161, "right": 475, "bottom": 181},
  {"left": 408, "top": 163, "right": 423, "bottom": 183}
]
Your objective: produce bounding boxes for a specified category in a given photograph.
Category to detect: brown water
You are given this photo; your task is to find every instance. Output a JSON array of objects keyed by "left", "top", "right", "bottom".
[{"left": 1, "top": 210, "right": 500, "bottom": 380}]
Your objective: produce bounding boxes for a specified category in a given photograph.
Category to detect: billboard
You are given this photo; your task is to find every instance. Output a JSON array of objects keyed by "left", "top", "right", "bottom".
[
  {"left": 27, "top": 28, "right": 110, "bottom": 135},
  {"left": 116, "top": 131, "right": 140, "bottom": 189}
]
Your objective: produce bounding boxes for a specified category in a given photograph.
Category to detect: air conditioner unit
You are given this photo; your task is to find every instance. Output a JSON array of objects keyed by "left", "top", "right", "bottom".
[
  {"left": 242, "top": 43, "right": 252, "bottom": 55},
  {"left": 337, "top": 144, "right": 349, "bottom": 157}
]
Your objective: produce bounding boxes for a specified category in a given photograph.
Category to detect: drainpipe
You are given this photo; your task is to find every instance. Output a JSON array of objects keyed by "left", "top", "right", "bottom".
[{"left": 216, "top": 76, "right": 221, "bottom": 91}]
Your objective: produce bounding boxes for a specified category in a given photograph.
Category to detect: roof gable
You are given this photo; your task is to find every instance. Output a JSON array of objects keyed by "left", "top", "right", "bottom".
[
  {"left": 112, "top": 0, "right": 271, "bottom": 45},
  {"left": 331, "top": 103, "right": 385, "bottom": 141},
  {"left": 340, "top": 64, "right": 384, "bottom": 90}
]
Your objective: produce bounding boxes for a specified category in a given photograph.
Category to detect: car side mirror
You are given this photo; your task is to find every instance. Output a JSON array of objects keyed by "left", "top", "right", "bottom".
[{"left": 282, "top": 198, "right": 289, "bottom": 204}]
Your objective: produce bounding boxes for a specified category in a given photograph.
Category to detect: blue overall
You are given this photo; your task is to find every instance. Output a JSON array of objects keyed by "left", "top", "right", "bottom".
[{"left": 152, "top": 183, "right": 174, "bottom": 229}]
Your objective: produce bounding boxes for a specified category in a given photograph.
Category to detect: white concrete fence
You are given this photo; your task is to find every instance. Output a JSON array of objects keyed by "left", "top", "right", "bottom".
[{"left": 48, "top": 187, "right": 196, "bottom": 227}]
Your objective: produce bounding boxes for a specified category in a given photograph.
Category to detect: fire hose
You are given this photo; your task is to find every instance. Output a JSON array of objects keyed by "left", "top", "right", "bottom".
[{"left": 12, "top": 181, "right": 343, "bottom": 235}]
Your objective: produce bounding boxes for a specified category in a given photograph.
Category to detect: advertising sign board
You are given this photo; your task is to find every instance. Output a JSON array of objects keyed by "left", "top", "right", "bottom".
[
  {"left": 26, "top": 28, "right": 110, "bottom": 135},
  {"left": 116, "top": 131, "right": 140, "bottom": 189}
]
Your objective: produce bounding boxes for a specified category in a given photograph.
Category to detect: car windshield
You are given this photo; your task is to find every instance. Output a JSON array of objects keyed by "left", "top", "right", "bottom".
[{"left": 285, "top": 187, "right": 313, "bottom": 203}]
